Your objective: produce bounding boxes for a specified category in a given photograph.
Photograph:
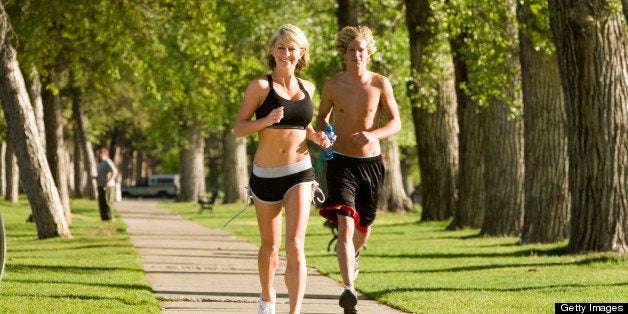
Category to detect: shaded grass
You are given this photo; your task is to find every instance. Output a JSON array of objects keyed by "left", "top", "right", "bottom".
[
  {"left": 163, "top": 201, "right": 628, "bottom": 314},
  {"left": 0, "top": 198, "right": 160, "bottom": 313}
]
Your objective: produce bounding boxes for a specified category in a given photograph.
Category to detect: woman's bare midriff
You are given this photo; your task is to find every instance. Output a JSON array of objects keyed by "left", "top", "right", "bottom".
[{"left": 254, "top": 128, "right": 310, "bottom": 167}]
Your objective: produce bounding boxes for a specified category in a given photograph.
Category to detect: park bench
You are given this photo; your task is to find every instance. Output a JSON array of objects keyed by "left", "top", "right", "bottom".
[
  {"left": 198, "top": 193, "right": 217, "bottom": 214},
  {"left": 322, "top": 219, "right": 367, "bottom": 252}
]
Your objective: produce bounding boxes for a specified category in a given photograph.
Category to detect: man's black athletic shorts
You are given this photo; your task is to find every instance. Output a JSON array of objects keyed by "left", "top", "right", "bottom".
[{"left": 320, "top": 153, "right": 385, "bottom": 233}]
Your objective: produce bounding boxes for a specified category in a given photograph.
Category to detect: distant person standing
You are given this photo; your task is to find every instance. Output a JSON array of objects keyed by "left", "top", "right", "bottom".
[
  {"left": 95, "top": 147, "right": 118, "bottom": 221},
  {"left": 316, "top": 25, "right": 401, "bottom": 313}
]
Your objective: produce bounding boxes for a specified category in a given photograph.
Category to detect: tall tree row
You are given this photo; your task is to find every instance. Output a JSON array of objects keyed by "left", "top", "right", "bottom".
[
  {"left": 447, "top": 15, "right": 486, "bottom": 230},
  {"left": 4, "top": 135, "right": 18, "bottom": 202},
  {"left": 478, "top": 0, "right": 525, "bottom": 237},
  {"left": 0, "top": 0, "right": 626, "bottom": 253},
  {"left": 42, "top": 71, "right": 72, "bottom": 224},
  {"left": 0, "top": 1, "right": 71, "bottom": 239},
  {"left": 439, "top": 0, "right": 525, "bottom": 235},
  {"left": 405, "top": 0, "right": 459, "bottom": 221}
]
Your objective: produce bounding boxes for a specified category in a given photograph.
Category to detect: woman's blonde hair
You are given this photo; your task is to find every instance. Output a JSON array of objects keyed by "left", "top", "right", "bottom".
[
  {"left": 335, "top": 25, "right": 376, "bottom": 55},
  {"left": 266, "top": 24, "right": 310, "bottom": 71}
]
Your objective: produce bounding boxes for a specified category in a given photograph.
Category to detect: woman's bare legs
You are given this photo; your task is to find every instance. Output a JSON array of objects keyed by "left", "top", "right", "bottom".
[
  {"left": 283, "top": 184, "right": 312, "bottom": 314},
  {"left": 255, "top": 200, "right": 283, "bottom": 304}
]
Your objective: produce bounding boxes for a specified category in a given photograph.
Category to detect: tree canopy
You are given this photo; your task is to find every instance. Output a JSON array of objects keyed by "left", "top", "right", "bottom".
[{"left": 1, "top": 0, "right": 626, "bottom": 252}]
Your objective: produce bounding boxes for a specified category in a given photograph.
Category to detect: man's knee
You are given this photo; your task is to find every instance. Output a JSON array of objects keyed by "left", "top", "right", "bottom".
[{"left": 336, "top": 215, "right": 354, "bottom": 229}]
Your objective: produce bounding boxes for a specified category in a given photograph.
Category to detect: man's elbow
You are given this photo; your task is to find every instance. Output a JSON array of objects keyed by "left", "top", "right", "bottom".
[
  {"left": 233, "top": 130, "right": 246, "bottom": 138},
  {"left": 391, "top": 119, "right": 402, "bottom": 135},
  {"left": 233, "top": 123, "right": 246, "bottom": 138}
]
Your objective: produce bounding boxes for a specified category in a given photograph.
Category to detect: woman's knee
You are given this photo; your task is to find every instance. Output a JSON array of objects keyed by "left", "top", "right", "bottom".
[
  {"left": 259, "top": 242, "right": 281, "bottom": 259},
  {"left": 284, "top": 237, "right": 305, "bottom": 261}
]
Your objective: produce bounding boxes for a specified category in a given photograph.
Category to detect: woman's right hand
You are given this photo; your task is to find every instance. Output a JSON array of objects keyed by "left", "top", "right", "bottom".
[{"left": 265, "top": 106, "right": 284, "bottom": 126}]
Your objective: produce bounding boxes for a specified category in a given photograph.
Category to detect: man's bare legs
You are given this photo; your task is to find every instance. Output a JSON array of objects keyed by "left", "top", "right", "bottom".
[
  {"left": 336, "top": 214, "right": 370, "bottom": 287},
  {"left": 255, "top": 201, "right": 282, "bottom": 306},
  {"left": 282, "top": 185, "right": 312, "bottom": 314}
]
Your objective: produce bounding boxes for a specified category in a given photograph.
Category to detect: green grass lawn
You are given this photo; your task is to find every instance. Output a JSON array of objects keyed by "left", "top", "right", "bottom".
[
  {"left": 1, "top": 197, "right": 625, "bottom": 313},
  {"left": 0, "top": 198, "right": 160, "bottom": 313},
  {"left": 163, "top": 200, "right": 627, "bottom": 314}
]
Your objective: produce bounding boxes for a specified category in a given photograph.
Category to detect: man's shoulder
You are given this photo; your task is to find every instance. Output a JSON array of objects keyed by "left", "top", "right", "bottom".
[
  {"left": 324, "top": 73, "right": 345, "bottom": 85},
  {"left": 321, "top": 74, "right": 343, "bottom": 95},
  {"left": 105, "top": 158, "right": 116, "bottom": 168},
  {"left": 369, "top": 71, "right": 390, "bottom": 84}
]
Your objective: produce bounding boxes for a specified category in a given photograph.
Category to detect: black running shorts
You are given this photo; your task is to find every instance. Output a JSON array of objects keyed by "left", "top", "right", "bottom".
[
  {"left": 320, "top": 153, "right": 385, "bottom": 233},
  {"left": 249, "top": 168, "right": 316, "bottom": 203}
]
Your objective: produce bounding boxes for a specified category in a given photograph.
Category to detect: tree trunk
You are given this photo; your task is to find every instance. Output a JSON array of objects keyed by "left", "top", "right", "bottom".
[
  {"left": 62, "top": 142, "right": 74, "bottom": 198},
  {"left": 480, "top": 1, "right": 524, "bottom": 237},
  {"left": 133, "top": 149, "right": 148, "bottom": 186},
  {"left": 222, "top": 124, "right": 248, "bottom": 203},
  {"left": 26, "top": 66, "right": 46, "bottom": 149},
  {"left": 72, "top": 93, "right": 97, "bottom": 199},
  {"left": 4, "top": 136, "right": 18, "bottom": 202},
  {"left": 0, "top": 32, "right": 70, "bottom": 239},
  {"left": 448, "top": 32, "right": 486, "bottom": 229},
  {"left": 336, "top": 0, "right": 361, "bottom": 28},
  {"left": 136, "top": 149, "right": 151, "bottom": 182},
  {"left": 410, "top": 98, "right": 459, "bottom": 220},
  {"left": 0, "top": 141, "right": 5, "bottom": 196},
  {"left": 179, "top": 120, "right": 206, "bottom": 202},
  {"left": 378, "top": 138, "right": 412, "bottom": 213},
  {"left": 480, "top": 108, "right": 524, "bottom": 237},
  {"left": 406, "top": 0, "right": 460, "bottom": 221},
  {"left": 549, "top": 1, "right": 628, "bottom": 253},
  {"left": 72, "top": 128, "right": 83, "bottom": 197},
  {"left": 42, "top": 71, "right": 71, "bottom": 225},
  {"left": 206, "top": 132, "right": 223, "bottom": 196},
  {"left": 400, "top": 146, "right": 416, "bottom": 197},
  {"left": 0, "top": 203, "right": 5, "bottom": 280},
  {"left": 122, "top": 148, "right": 147, "bottom": 186},
  {"left": 518, "top": 0, "right": 570, "bottom": 244}
]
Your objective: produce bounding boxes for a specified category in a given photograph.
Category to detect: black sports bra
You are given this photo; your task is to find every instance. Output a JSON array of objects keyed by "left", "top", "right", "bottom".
[{"left": 255, "top": 75, "right": 313, "bottom": 130}]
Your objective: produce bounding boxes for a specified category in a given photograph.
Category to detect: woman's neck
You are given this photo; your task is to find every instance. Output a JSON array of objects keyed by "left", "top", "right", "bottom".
[{"left": 272, "top": 70, "right": 298, "bottom": 90}]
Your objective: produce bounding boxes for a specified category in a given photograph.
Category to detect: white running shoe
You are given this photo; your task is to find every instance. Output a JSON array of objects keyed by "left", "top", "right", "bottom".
[{"left": 258, "top": 288, "right": 276, "bottom": 314}]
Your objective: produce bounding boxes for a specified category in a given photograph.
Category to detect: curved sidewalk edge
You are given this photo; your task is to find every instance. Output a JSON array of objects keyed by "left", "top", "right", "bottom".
[{"left": 116, "top": 200, "right": 406, "bottom": 314}]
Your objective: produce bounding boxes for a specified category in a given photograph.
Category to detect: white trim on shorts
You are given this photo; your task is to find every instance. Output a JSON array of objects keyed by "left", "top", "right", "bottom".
[{"left": 252, "top": 158, "right": 312, "bottom": 178}]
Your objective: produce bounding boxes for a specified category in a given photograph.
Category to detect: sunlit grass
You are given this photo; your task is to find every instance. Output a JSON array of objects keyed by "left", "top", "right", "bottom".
[
  {"left": 2, "top": 196, "right": 624, "bottom": 314},
  {"left": 0, "top": 198, "right": 160, "bottom": 313},
  {"left": 163, "top": 201, "right": 628, "bottom": 314}
]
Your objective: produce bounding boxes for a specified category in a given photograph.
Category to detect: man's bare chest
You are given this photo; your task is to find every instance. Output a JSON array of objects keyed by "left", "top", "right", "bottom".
[{"left": 333, "top": 88, "right": 380, "bottom": 114}]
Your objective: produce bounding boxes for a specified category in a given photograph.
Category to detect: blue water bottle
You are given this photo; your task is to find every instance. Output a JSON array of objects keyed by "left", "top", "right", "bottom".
[{"left": 322, "top": 125, "right": 335, "bottom": 161}]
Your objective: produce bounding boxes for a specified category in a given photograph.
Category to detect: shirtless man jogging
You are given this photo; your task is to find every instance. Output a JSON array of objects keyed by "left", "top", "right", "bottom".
[{"left": 316, "top": 25, "right": 401, "bottom": 313}]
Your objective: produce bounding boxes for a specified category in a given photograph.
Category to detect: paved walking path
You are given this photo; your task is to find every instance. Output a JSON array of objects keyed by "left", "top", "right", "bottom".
[{"left": 117, "top": 200, "right": 406, "bottom": 314}]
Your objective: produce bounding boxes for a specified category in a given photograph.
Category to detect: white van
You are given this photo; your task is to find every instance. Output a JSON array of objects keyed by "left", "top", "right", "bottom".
[{"left": 121, "top": 174, "right": 180, "bottom": 198}]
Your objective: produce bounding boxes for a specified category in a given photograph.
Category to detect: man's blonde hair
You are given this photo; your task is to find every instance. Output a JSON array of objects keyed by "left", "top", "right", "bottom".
[{"left": 335, "top": 25, "right": 376, "bottom": 55}]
